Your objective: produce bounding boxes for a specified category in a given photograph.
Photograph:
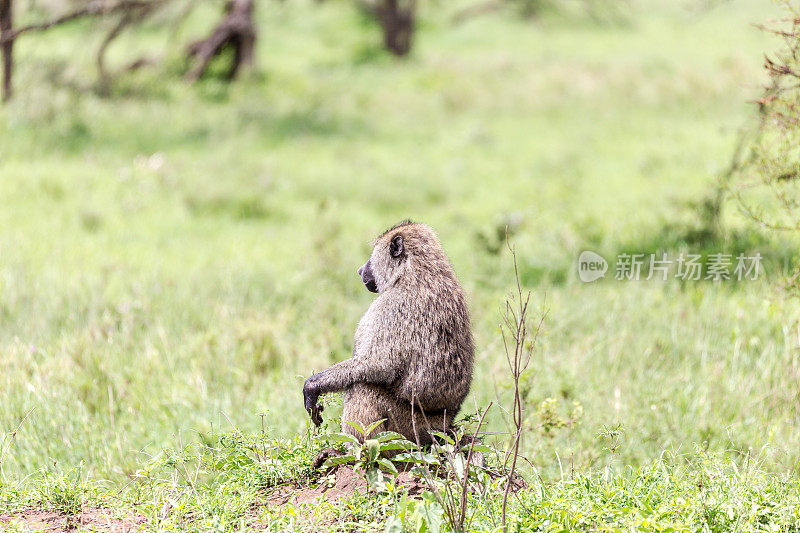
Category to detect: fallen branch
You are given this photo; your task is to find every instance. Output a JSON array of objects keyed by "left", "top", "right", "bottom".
[
  {"left": 185, "top": 0, "right": 255, "bottom": 82},
  {"left": 0, "top": 0, "right": 156, "bottom": 44},
  {"left": 0, "top": 0, "right": 167, "bottom": 100}
]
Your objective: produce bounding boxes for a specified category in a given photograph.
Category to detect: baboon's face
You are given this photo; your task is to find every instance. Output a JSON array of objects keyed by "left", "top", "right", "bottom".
[{"left": 359, "top": 228, "right": 408, "bottom": 293}]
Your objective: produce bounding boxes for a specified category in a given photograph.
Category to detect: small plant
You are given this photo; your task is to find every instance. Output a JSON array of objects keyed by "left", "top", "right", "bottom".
[
  {"left": 393, "top": 406, "right": 495, "bottom": 533},
  {"left": 534, "top": 397, "right": 583, "bottom": 434},
  {"left": 34, "top": 464, "right": 86, "bottom": 516},
  {"left": 386, "top": 491, "right": 445, "bottom": 533},
  {"left": 595, "top": 421, "right": 625, "bottom": 480},
  {"left": 320, "top": 420, "right": 414, "bottom": 491}
]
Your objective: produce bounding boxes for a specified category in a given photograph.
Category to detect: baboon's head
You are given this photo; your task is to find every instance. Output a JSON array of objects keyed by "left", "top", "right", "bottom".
[{"left": 357, "top": 220, "right": 447, "bottom": 293}]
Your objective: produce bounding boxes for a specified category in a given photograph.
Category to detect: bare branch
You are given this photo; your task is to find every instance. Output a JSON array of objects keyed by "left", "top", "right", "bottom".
[
  {"left": 500, "top": 238, "right": 546, "bottom": 531},
  {"left": 0, "top": 0, "right": 160, "bottom": 44}
]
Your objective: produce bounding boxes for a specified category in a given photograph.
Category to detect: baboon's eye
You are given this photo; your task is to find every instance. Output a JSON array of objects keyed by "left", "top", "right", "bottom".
[{"left": 390, "top": 235, "right": 404, "bottom": 258}]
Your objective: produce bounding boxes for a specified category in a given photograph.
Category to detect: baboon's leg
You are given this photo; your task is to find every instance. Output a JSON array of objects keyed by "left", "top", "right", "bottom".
[
  {"left": 342, "top": 384, "right": 455, "bottom": 446},
  {"left": 341, "top": 384, "right": 394, "bottom": 441}
]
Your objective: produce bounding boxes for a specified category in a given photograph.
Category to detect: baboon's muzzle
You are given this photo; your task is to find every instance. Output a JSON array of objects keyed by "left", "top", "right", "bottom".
[{"left": 358, "top": 260, "right": 378, "bottom": 293}]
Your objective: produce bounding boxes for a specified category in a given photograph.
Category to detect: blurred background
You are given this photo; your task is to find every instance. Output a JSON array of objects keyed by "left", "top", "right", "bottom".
[{"left": 1, "top": 0, "right": 799, "bottom": 483}]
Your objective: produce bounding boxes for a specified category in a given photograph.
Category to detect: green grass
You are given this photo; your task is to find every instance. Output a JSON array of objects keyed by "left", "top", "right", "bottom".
[
  {"left": 1, "top": 0, "right": 800, "bottom": 529},
  {"left": 2, "top": 431, "right": 799, "bottom": 531}
]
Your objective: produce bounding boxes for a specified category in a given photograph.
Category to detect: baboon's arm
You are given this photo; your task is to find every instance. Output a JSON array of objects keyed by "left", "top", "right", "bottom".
[
  {"left": 302, "top": 355, "right": 401, "bottom": 426},
  {"left": 309, "top": 357, "right": 400, "bottom": 394}
]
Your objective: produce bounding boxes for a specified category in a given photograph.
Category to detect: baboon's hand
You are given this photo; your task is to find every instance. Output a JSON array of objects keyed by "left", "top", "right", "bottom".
[{"left": 303, "top": 376, "right": 324, "bottom": 427}]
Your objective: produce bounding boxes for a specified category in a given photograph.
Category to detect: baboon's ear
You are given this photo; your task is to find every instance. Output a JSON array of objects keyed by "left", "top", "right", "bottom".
[{"left": 390, "top": 235, "right": 404, "bottom": 258}]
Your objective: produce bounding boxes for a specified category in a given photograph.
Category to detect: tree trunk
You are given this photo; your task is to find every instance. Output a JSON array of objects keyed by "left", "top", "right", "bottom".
[
  {"left": 378, "top": 0, "right": 414, "bottom": 57},
  {"left": 185, "top": 0, "right": 256, "bottom": 82},
  {"left": 0, "top": 0, "right": 12, "bottom": 101}
]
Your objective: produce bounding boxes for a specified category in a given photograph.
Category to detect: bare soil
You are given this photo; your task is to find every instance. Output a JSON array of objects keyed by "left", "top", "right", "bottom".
[
  {"left": 263, "top": 465, "right": 428, "bottom": 506},
  {"left": 248, "top": 466, "right": 428, "bottom": 529},
  {"left": 0, "top": 506, "right": 144, "bottom": 532}
]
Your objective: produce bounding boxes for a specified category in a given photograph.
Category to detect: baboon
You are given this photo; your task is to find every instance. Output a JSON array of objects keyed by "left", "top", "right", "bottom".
[{"left": 303, "top": 221, "right": 474, "bottom": 444}]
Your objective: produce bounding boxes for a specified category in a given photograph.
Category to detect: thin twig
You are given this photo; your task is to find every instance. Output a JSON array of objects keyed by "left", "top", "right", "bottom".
[
  {"left": 500, "top": 235, "right": 547, "bottom": 531},
  {"left": 459, "top": 402, "right": 492, "bottom": 530},
  {"left": 0, "top": 407, "right": 36, "bottom": 477}
]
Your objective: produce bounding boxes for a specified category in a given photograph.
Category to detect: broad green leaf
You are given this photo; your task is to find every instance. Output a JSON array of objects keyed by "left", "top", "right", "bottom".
[
  {"left": 344, "top": 420, "right": 367, "bottom": 436},
  {"left": 365, "top": 419, "right": 387, "bottom": 435},
  {"left": 384, "top": 516, "right": 403, "bottom": 533},
  {"left": 393, "top": 452, "right": 414, "bottom": 463},
  {"left": 461, "top": 443, "right": 494, "bottom": 453},
  {"left": 377, "top": 457, "right": 398, "bottom": 474},
  {"left": 380, "top": 441, "right": 414, "bottom": 452},
  {"left": 418, "top": 502, "right": 442, "bottom": 533},
  {"left": 366, "top": 439, "right": 380, "bottom": 462},
  {"left": 321, "top": 454, "right": 356, "bottom": 469},
  {"left": 451, "top": 454, "right": 467, "bottom": 481},
  {"left": 366, "top": 466, "right": 386, "bottom": 491},
  {"left": 373, "top": 431, "right": 408, "bottom": 443},
  {"left": 429, "top": 430, "right": 455, "bottom": 445},
  {"left": 321, "top": 432, "right": 360, "bottom": 445},
  {"left": 394, "top": 451, "right": 439, "bottom": 465}
]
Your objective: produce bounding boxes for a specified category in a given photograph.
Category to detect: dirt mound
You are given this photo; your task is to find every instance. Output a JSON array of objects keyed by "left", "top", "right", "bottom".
[
  {"left": 248, "top": 466, "right": 429, "bottom": 529},
  {"left": 264, "top": 466, "right": 429, "bottom": 506},
  {"left": 0, "top": 506, "right": 143, "bottom": 532}
]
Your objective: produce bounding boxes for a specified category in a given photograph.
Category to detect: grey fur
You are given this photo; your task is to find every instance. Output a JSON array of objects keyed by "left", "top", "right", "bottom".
[{"left": 303, "top": 222, "right": 474, "bottom": 444}]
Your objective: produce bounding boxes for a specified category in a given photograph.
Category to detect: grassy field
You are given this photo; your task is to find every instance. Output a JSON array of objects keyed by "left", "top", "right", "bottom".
[{"left": 2, "top": 0, "right": 800, "bottom": 529}]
